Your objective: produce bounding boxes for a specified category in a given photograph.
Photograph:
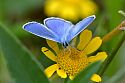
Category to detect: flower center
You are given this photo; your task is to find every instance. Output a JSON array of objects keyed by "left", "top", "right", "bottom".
[{"left": 57, "top": 46, "right": 89, "bottom": 77}]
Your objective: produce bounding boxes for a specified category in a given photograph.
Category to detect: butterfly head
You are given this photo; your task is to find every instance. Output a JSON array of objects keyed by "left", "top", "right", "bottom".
[{"left": 63, "top": 42, "right": 69, "bottom": 48}]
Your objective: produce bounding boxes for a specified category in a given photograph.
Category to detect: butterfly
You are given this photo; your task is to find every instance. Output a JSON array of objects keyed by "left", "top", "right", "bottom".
[{"left": 23, "top": 15, "right": 96, "bottom": 47}]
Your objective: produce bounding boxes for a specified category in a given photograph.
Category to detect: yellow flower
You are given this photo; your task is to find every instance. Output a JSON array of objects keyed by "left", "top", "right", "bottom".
[
  {"left": 42, "top": 29, "right": 107, "bottom": 82},
  {"left": 44, "top": 0, "right": 98, "bottom": 22}
]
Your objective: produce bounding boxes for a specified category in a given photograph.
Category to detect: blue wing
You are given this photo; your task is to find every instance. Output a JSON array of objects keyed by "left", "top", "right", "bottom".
[
  {"left": 66, "top": 15, "right": 96, "bottom": 42},
  {"left": 23, "top": 22, "right": 60, "bottom": 43},
  {"left": 44, "top": 17, "right": 74, "bottom": 43}
]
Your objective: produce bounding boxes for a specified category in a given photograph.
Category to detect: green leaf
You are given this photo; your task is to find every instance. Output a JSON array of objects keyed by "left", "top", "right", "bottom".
[
  {"left": 0, "top": 0, "right": 44, "bottom": 16},
  {"left": 102, "top": 34, "right": 125, "bottom": 81},
  {"left": 104, "top": 0, "right": 124, "bottom": 30},
  {"left": 0, "top": 24, "right": 49, "bottom": 83},
  {"left": 0, "top": 50, "right": 14, "bottom": 83},
  {"left": 0, "top": 0, "right": 45, "bottom": 23},
  {"left": 101, "top": 0, "right": 125, "bottom": 58},
  {"left": 104, "top": 66, "right": 125, "bottom": 83},
  {"left": 70, "top": 61, "right": 101, "bottom": 83}
]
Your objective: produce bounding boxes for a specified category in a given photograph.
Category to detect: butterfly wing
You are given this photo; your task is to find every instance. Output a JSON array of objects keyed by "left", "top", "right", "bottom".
[
  {"left": 23, "top": 22, "right": 60, "bottom": 43},
  {"left": 66, "top": 15, "right": 96, "bottom": 43},
  {"left": 44, "top": 17, "right": 74, "bottom": 43}
]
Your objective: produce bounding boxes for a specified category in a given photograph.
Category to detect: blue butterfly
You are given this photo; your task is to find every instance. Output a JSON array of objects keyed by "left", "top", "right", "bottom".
[{"left": 23, "top": 15, "right": 96, "bottom": 47}]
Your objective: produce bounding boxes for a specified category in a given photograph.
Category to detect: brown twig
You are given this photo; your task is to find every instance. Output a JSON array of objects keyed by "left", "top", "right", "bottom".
[{"left": 102, "top": 20, "right": 125, "bottom": 43}]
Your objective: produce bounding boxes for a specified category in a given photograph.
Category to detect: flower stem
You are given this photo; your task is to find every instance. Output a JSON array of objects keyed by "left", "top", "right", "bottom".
[
  {"left": 97, "top": 20, "right": 125, "bottom": 77},
  {"left": 102, "top": 20, "right": 125, "bottom": 43}
]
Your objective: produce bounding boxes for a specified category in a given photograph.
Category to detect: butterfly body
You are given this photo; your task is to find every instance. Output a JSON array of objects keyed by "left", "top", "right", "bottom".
[{"left": 23, "top": 15, "right": 96, "bottom": 47}]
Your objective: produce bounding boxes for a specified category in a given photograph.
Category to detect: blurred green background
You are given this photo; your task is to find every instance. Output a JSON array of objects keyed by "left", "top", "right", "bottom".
[{"left": 0, "top": 0, "right": 125, "bottom": 83}]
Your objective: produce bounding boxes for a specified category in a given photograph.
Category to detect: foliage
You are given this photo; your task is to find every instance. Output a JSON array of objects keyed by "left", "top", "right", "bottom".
[{"left": 0, "top": 0, "right": 125, "bottom": 83}]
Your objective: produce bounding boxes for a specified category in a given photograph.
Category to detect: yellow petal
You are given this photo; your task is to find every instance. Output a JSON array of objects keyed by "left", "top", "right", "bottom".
[
  {"left": 44, "top": 64, "right": 59, "bottom": 78},
  {"left": 91, "top": 74, "right": 101, "bottom": 82},
  {"left": 77, "top": 29, "right": 92, "bottom": 50},
  {"left": 83, "top": 37, "right": 102, "bottom": 54},
  {"left": 41, "top": 47, "right": 56, "bottom": 62},
  {"left": 46, "top": 40, "right": 59, "bottom": 54},
  {"left": 57, "top": 69, "right": 67, "bottom": 78},
  {"left": 58, "top": 5, "right": 79, "bottom": 21},
  {"left": 44, "top": 0, "right": 60, "bottom": 16},
  {"left": 80, "top": 1, "right": 98, "bottom": 18},
  {"left": 88, "top": 52, "right": 108, "bottom": 62}
]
